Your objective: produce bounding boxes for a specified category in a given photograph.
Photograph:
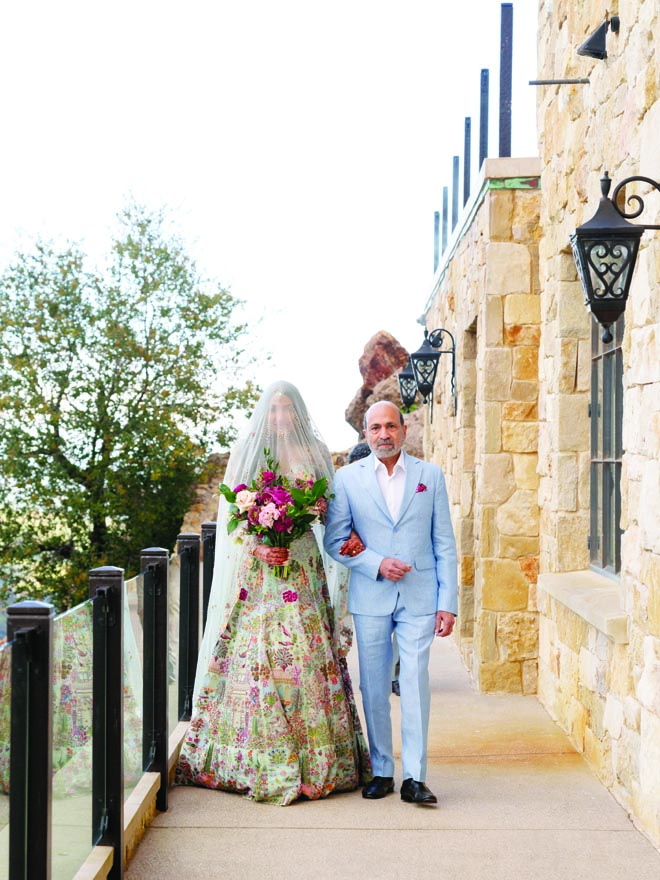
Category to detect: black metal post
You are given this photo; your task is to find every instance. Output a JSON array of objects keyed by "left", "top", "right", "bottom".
[
  {"left": 499, "top": 3, "right": 513, "bottom": 158},
  {"left": 442, "top": 186, "right": 448, "bottom": 252},
  {"left": 141, "top": 547, "right": 169, "bottom": 812},
  {"left": 201, "top": 522, "right": 217, "bottom": 633},
  {"left": 177, "top": 533, "right": 200, "bottom": 721},
  {"left": 479, "top": 68, "right": 489, "bottom": 169},
  {"left": 464, "top": 117, "right": 472, "bottom": 206},
  {"left": 89, "top": 566, "right": 124, "bottom": 879},
  {"left": 7, "top": 600, "right": 55, "bottom": 880},
  {"left": 452, "top": 156, "right": 459, "bottom": 230}
]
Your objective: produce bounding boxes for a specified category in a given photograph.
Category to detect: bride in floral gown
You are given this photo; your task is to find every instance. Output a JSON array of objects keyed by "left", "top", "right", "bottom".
[{"left": 176, "top": 381, "right": 370, "bottom": 805}]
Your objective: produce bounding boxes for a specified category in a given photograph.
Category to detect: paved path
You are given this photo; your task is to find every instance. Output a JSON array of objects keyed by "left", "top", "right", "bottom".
[{"left": 126, "top": 637, "right": 660, "bottom": 880}]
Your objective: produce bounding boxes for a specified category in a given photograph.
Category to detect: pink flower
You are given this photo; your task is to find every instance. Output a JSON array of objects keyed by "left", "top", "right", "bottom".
[
  {"left": 270, "top": 486, "right": 292, "bottom": 505},
  {"left": 282, "top": 590, "right": 298, "bottom": 603},
  {"left": 274, "top": 517, "right": 293, "bottom": 533},
  {"left": 233, "top": 483, "right": 248, "bottom": 492},
  {"left": 262, "top": 470, "right": 276, "bottom": 485},
  {"left": 258, "top": 502, "right": 280, "bottom": 527},
  {"left": 416, "top": 483, "right": 428, "bottom": 493},
  {"left": 239, "top": 588, "right": 248, "bottom": 601}
]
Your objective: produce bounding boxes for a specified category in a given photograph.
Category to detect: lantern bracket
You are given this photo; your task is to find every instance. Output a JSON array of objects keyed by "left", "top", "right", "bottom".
[{"left": 610, "top": 175, "right": 660, "bottom": 228}]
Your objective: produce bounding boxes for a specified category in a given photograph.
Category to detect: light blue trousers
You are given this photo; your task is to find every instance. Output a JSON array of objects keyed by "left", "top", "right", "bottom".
[{"left": 353, "top": 599, "right": 436, "bottom": 781}]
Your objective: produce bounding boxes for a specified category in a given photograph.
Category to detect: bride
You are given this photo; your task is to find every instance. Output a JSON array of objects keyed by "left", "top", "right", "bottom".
[{"left": 176, "top": 380, "right": 370, "bottom": 805}]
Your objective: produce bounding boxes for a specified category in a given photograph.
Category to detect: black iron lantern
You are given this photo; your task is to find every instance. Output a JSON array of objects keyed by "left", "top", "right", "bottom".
[
  {"left": 409, "top": 327, "right": 456, "bottom": 420},
  {"left": 397, "top": 357, "right": 418, "bottom": 411},
  {"left": 570, "top": 172, "right": 644, "bottom": 343}
]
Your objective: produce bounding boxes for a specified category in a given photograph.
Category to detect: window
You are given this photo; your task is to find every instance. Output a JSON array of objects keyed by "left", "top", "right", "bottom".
[{"left": 589, "top": 315, "right": 624, "bottom": 574}]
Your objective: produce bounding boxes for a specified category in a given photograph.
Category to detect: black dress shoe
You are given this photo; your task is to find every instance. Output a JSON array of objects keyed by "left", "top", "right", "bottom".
[
  {"left": 362, "top": 776, "right": 395, "bottom": 799},
  {"left": 400, "top": 778, "right": 438, "bottom": 804}
]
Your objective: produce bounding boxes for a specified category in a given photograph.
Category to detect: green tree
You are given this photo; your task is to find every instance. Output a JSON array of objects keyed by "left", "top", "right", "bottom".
[{"left": 0, "top": 204, "right": 259, "bottom": 609}]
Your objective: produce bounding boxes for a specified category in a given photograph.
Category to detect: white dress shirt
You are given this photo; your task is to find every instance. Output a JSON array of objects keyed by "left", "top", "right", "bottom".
[{"left": 374, "top": 453, "right": 407, "bottom": 520}]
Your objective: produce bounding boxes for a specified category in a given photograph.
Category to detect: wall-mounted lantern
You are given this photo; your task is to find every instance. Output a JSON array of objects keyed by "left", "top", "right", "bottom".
[
  {"left": 570, "top": 171, "right": 660, "bottom": 342},
  {"left": 397, "top": 328, "right": 456, "bottom": 421}
]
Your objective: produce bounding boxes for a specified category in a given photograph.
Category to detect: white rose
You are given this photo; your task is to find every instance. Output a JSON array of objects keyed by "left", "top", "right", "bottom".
[{"left": 235, "top": 489, "right": 256, "bottom": 513}]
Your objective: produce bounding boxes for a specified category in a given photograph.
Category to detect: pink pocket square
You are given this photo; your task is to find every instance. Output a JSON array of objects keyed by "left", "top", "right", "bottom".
[{"left": 416, "top": 483, "right": 428, "bottom": 493}]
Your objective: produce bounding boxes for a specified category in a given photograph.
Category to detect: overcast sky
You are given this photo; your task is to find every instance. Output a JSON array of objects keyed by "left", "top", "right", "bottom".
[{"left": 0, "top": 0, "right": 538, "bottom": 450}]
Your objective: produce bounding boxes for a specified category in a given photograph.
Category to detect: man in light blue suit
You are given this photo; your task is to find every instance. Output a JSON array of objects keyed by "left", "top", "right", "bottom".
[{"left": 324, "top": 401, "right": 457, "bottom": 804}]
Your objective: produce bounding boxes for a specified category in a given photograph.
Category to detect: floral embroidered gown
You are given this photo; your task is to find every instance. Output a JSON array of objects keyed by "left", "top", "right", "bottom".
[{"left": 176, "top": 530, "right": 371, "bottom": 805}]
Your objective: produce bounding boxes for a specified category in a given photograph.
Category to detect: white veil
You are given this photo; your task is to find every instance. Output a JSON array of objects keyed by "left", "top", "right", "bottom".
[{"left": 194, "top": 380, "right": 351, "bottom": 701}]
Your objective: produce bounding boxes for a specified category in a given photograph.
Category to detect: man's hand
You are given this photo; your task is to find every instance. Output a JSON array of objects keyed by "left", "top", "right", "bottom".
[
  {"left": 378, "top": 558, "right": 412, "bottom": 582},
  {"left": 435, "top": 611, "right": 455, "bottom": 637},
  {"left": 340, "top": 529, "right": 365, "bottom": 558},
  {"left": 253, "top": 545, "right": 290, "bottom": 566}
]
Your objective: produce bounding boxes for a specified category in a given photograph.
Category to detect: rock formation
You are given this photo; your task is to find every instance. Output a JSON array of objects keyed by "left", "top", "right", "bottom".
[{"left": 345, "top": 331, "right": 425, "bottom": 460}]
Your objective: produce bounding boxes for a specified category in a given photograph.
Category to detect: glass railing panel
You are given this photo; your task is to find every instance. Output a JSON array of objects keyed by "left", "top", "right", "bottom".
[
  {"left": 0, "top": 639, "right": 12, "bottom": 880},
  {"left": 124, "top": 574, "right": 144, "bottom": 798},
  {"left": 168, "top": 553, "right": 181, "bottom": 734},
  {"left": 51, "top": 600, "right": 95, "bottom": 879}
]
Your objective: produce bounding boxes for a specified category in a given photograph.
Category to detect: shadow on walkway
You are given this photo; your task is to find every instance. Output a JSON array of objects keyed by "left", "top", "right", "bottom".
[{"left": 126, "top": 637, "right": 660, "bottom": 880}]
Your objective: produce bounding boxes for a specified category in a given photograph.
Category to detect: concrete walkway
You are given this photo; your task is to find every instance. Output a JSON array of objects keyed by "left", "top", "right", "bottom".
[{"left": 126, "top": 638, "right": 660, "bottom": 880}]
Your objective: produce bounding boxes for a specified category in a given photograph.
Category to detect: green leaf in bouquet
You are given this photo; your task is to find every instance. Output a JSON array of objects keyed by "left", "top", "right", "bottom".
[
  {"left": 227, "top": 519, "right": 240, "bottom": 535},
  {"left": 218, "top": 483, "right": 237, "bottom": 503},
  {"left": 289, "top": 487, "right": 307, "bottom": 507}
]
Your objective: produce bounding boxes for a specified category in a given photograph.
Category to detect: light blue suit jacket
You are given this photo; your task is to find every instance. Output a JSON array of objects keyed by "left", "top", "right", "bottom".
[{"left": 324, "top": 451, "right": 458, "bottom": 617}]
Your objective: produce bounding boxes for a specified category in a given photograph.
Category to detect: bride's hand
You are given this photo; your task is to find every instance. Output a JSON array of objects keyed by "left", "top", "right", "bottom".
[
  {"left": 340, "top": 529, "right": 365, "bottom": 558},
  {"left": 253, "top": 545, "right": 290, "bottom": 566}
]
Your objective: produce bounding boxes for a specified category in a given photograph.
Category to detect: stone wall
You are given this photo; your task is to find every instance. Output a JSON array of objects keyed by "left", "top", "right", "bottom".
[
  {"left": 535, "top": 0, "right": 660, "bottom": 850},
  {"left": 424, "top": 157, "right": 542, "bottom": 694}
]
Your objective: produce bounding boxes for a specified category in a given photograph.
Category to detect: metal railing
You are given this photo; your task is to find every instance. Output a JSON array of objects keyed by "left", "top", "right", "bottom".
[{"left": 0, "top": 523, "right": 217, "bottom": 879}]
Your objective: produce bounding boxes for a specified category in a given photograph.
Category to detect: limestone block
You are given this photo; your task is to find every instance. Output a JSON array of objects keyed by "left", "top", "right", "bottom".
[
  {"left": 580, "top": 685, "right": 607, "bottom": 738},
  {"left": 512, "top": 453, "right": 539, "bottom": 490},
  {"left": 478, "top": 453, "right": 516, "bottom": 504},
  {"left": 576, "top": 338, "right": 590, "bottom": 392},
  {"left": 504, "top": 293, "right": 541, "bottom": 326},
  {"left": 512, "top": 346, "right": 539, "bottom": 381},
  {"left": 461, "top": 555, "right": 475, "bottom": 586},
  {"left": 579, "top": 647, "right": 606, "bottom": 696},
  {"left": 604, "top": 695, "right": 624, "bottom": 740},
  {"left": 478, "top": 507, "right": 497, "bottom": 558},
  {"left": 462, "top": 428, "right": 475, "bottom": 469},
  {"left": 497, "top": 611, "right": 539, "bottom": 660},
  {"left": 629, "top": 325, "right": 660, "bottom": 385},
  {"left": 482, "top": 348, "right": 512, "bottom": 400},
  {"left": 554, "top": 602, "right": 588, "bottom": 653},
  {"left": 551, "top": 453, "right": 578, "bottom": 511},
  {"left": 481, "top": 559, "right": 529, "bottom": 611},
  {"left": 484, "top": 295, "right": 503, "bottom": 346},
  {"left": 483, "top": 402, "right": 502, "bottom": 453},
  {"left": 567, "top": 697, "right": 588, "bottom": 752},
  {"left": 623, "top": 696, "right": 642, "bottom": 734},
  {"left": 502, "top": 401, "right": 538, "bottom": 421},
  {"left": 488, "top": 189, "right": 514, "bottom": 241},
  {"left": 636, "top": 636, "right": 660, "bottom": 716},
  {"left": 510, "top": 380, "right": 538, "bottom": 402},
  {"left": 519, "top": 556, "right": 539, "bottom": 585},
  {"left": 556, "top": 512, "right": 590, "bottom": 571},
  {"left": 502, "top": 420, "right": 538, "bottom": 452},
  {"left": 476, "top": 610, "right": 499, "bottom": 662},
  {"left": 584, "top": 727, "right": 613, "bottom": 788},
  {"left": 639, "top": 708, "right": 660, "bottom": 815},
  {"left": 639, "top": 459, "right": 660, "bottom": 554},
  {"left": 522, "top": 659, "right": 538, "bottom": 694},
  {"left": 479, "top": 660, "right": 522, "bottom": 693},
  {"left": 555, "top": 393, "right": 589, "bottom": 452},
  {"left": 498, "top": 535, "right": 540, "bottom": 559},
  {"left": 641, "top": 553, "right": 660, "bottom": 639},
  {"left": 557, "top": 338, "right": 578, "bottom": 393},
  {"left": 496, "top": 489, "right": 540, "bottom": 537},
  {"left": 556, "top": 281, "right": 591, "bottom": 337},
  {"left": 485, "top": 242, "right": 532, "bottom": 296}
]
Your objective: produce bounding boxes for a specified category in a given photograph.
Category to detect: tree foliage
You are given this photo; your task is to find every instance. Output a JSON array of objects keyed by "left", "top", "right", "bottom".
[{"left": 0, "top": 204, "right": 259, "bottom": 609}]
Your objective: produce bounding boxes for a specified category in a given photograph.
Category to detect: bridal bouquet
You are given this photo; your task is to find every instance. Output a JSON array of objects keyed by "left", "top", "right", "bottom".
[{"left": 218, "top": 449, "right": 330, "bottom": 579}]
